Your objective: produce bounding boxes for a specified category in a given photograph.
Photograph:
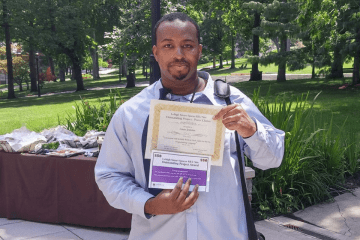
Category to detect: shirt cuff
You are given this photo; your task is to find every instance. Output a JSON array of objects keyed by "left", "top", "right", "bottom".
[
  {"left": 132, "top": 191, "right": 155, "bottom": 219},
  {"left": 242, "top": 118, "right": 266, "bottom": 151}
]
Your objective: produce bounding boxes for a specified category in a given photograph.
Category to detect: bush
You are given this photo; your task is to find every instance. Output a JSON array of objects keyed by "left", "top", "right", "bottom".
[
  {"left": 59, "top": 89, "right": 124, "bottom": 136},
  {"left": 250, "top": 87, "right": 359, "bottom": 218}
]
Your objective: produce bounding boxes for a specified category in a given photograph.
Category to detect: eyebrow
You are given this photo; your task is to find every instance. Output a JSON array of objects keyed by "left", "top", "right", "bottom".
[{"left": 160, "top": 39, "right": 195, "bottom": 43}]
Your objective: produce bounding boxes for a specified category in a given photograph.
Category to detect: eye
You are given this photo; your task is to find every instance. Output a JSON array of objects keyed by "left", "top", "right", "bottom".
[
  {"left": 164, "top": 44, "right": 172, "bottom": 48},
  {"left": 184, "top": 44, "right": 193, "bottom": 48}
]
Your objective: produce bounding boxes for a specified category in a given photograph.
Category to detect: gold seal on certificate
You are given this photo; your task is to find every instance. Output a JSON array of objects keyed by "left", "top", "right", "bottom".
[{"left": 145, "top": 100, "right": 226, "bottom": 166}]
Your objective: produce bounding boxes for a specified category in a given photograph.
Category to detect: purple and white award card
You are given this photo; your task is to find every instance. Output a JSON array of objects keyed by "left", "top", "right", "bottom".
[{"left": 149, "top": 150, "right": 211, "bottom": 192}]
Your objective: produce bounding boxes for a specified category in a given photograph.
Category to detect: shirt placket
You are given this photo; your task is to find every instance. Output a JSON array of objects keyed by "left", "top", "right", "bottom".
[{"left": 186, "top": 202, "right": 198, "bottom": 240}]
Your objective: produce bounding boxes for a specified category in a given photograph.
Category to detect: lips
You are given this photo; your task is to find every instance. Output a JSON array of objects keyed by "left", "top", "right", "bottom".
[{"left": 169, "top": 62, "right": 189, "bottom": 67}]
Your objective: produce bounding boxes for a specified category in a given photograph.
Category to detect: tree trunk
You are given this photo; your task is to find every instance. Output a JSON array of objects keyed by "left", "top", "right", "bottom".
[
  {"left": 119, "top": 61, "right": 122, "bottom": 81},
  {"left": 126, "top": 72, "right": 136, "bottom": 88},
  {"left": 213, "top": 57, "right": 216, "bottom": 68},
  {"left": 277, "top": 35, "right": 287, "bottom": 82},
  {"left": 29, "top": 44, "right": 37, "bottom": 92},
  {"left": 352, "top": 28, "right": 360, "bottom": 85},
  {"left": 231, "top": 33, "right": 235, "bottom": 69},
  {"left": 329, "top": 43, "right": 344, "bottom": 79},
  {"left": 48, "top": 56, "right": 55, "bottom": 81},
  {"left": 122, "top": 61, "right": 127, "bottom": 77},
  {"left": 29, "top": 21, "right": 37, "bottom": 92},
  {"left": 142, "top": 58, "right": 145, "bottom": 74},
  {"left": 286, "top": 39, "right": 291, "bottom": 51},
  {"left": 72, "top": 58, "right": 85, "bottom": 91},
  {"left": 66, "top": 67, "right": 68, "bottom": 75},
  {"left": 219, "top": 55, "right": 223, "bottom": 69},
  {"left": 90, "top": 46, "right": 100, "bottom": 79},
  {"left": 59, "top": 68, "right": 65, "bottom": 82},
  {"left": 3, "top": 0, "right": 15, "bottom": 99},
  {"left": 272, "top": 37, "right": 280, "bottom": 53},
  {"left": 311, "top": 58, "right": 316, "bottom": 79},
  {"left": 18, "top": 80, "right": 22, "bottom": 92},
  {"left": 250, "top": 12, "right": 261, "bottom": 81}
]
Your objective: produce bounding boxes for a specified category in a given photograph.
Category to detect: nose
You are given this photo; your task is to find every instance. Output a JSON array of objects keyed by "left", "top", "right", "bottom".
[{"left": 173, "top": 46, "right": 184, "bottom": 59}]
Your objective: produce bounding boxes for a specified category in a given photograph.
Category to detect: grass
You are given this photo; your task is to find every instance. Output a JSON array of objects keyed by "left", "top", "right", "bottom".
[
  {"left": 199, "top": 58, "right": 354, "bottom": 76},
  {"left": 232, "top": 77, "right": 360, "bottom": 139},
  {"left": 246, "top": 86, "right": 359, "bottom": 217},
  {"left": 0, "top": 59, "right": 358, "bottom": 136},
  {"left": 0, "top": 71, "right": 358, "bottom": 138},
  {"left": 0, "top": 86, "right": 145, "bottom": 135},
  {"left": 0, "top": 70, "right": 149, "bottom": 99},
  {"left": 1, "top": 66, "right": 359, "bottom": 217}
]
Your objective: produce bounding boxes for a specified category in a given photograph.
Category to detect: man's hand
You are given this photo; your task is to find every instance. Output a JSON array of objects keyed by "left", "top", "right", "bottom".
[
  {"left": 144, "top": 178, "right": 199, "bottom": 215},
  {"left": 213, "top": 104, "right": 257, "bottom": 138}
]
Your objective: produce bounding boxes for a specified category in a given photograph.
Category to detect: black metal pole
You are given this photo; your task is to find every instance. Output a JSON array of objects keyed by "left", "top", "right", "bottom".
[
  {"left": 150, "top": 0, "right": 161, "bottom": 84},
  {"left": 36, "top": 55, "right": 40, "bottom": 97}
]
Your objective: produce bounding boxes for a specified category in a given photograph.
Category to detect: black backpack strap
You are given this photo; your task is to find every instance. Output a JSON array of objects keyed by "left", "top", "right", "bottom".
[
  {"left": 214, "top": 79, "right": 264, "bottom": 240},
  {"left": 197, "top": 70, "right": 209, "bottom": 81},
  {"left": 214, "top": 79, "right": 231, "bottom": 105}
]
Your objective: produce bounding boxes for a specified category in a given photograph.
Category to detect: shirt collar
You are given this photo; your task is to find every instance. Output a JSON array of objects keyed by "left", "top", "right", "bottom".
[{"left": 156, "top": 74, "right": 218, "bottom": 105}]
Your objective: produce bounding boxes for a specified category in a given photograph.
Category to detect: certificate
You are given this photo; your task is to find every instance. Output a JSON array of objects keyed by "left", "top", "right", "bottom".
[
  {"left": 149, "top": 150, "right": 211, "bottom": 192},
  {"left": 145, "top": 100, "right": 226, "bottom": 166}
]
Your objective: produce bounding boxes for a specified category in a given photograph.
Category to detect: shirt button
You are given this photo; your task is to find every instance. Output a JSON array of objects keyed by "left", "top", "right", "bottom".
[{"left": 166, "top": 93, "right": 171, "bottom": 100}]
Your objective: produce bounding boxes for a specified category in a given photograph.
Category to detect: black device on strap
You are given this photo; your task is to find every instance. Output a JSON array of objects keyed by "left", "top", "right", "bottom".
[{"left": 214, "top": 79, "right": 265, "bottom": 240}]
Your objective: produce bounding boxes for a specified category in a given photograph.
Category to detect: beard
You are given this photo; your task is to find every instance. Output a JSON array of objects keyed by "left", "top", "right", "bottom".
[{"left": 168, "top": 60, "right": 190, "bottom": 80}]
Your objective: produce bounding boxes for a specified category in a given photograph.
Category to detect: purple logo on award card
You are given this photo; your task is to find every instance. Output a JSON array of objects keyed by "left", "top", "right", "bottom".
[{"left": 151, "top": 166, "right": 207, "bottom": 186}]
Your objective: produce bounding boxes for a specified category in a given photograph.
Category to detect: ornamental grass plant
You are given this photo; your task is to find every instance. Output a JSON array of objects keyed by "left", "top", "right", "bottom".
[
  {"left": 59, "top": 89, "right": 124, "bottom": 136},
  {"left": 249, "top": 87, "right": 359, "bottom": 218}
]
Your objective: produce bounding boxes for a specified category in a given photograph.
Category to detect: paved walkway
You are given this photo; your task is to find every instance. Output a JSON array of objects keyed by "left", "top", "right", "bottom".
[
  {"left": 1, "top": 71, "right": 354, "bottom": 98},
  {"left": 1, "top": 188, "right": 359, "bottom": 239}
]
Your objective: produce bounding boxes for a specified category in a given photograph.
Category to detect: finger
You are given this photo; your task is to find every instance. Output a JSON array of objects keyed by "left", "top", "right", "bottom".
[
  {"left": 222, "top": 105, "right": 244, "bottom": 120},
  {"left": 169, "top": 177, "right": 183, "bottom": 199},
  {"left": 222, "top": 111, "right": 242, "bottom": 125},
  {"left": 177, "top": 178, "right": 191, "bottom": 203},
  {"left": 183, "top": 184, "right": 199, "bottom": 208},
  {"left": 213, "top": 104, "right": 238, "bottom": 120}
]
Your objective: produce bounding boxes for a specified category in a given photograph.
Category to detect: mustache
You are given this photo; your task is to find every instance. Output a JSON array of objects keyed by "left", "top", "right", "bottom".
[{"left": 169, "top": 59, "right": 189, "bottom": 66}]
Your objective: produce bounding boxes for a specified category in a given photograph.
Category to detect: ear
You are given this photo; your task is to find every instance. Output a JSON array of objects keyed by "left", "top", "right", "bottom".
[
  {"left": 198, "top": 44, "right": 203, "bottom": 60},
  {"left": 152, "top": 45, "right": 158, "bottom": 61}
]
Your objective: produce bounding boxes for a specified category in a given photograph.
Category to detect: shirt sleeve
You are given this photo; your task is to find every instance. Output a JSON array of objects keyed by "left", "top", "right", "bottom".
[
  {"left": 232, "top": 93, "right": 285, "bottom": 170},
  {"left": 94, "top": 108, "right": 154, "bottom": 219}
]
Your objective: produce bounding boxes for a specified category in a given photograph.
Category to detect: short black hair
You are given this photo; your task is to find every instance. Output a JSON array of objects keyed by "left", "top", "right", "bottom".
[{"left": 154, "top": 12, "right": 200, "bottom": 45}]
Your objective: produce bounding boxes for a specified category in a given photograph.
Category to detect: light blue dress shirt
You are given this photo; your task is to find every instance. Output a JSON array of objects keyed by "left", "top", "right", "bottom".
[{"left": 95, "top": 75, "right": 285, "bottom": 240}]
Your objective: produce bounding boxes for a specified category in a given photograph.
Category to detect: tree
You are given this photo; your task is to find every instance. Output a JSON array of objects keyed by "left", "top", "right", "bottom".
[
  {"left": 106, "top": 0, "right": 153, "bottom": 88},
  {"left": 88, "top": 0, "right": 121, "bottom": 80},
  {"left": 1, "top": 0, "right": 15, "bottom": 98},
  {"left": 337, "top": 0, "right": 360, "bottom": 84},
  {"left": 201, "top": 10, "right": 228, "bottom": 69},
  {"left": 251, "top": 0, "right": 300, "bottom": 82},
  {"left": 243, "top": 0, "right": 271, "bottom": 81},
  {"left": 9, "top": 0, "right": 40, "bottom": 92}
]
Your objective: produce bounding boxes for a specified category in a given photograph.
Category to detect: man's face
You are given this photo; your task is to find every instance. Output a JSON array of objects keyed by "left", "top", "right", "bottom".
[{"left": 153, "top": 19, "right": 202, "bottom": 81}]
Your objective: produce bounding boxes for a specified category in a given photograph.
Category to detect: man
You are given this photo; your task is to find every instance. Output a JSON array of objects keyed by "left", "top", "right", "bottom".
[{"left": 95, "top": 12, "right": 284, "bottom": 240}]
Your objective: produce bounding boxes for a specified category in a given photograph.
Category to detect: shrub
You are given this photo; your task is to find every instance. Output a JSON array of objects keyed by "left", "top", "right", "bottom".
[
  {"left": 250, "top": 87, "right": 359, "bottom": 218},
  {"left": 59, "top": 89, "right": 124, "bottom": 136}
]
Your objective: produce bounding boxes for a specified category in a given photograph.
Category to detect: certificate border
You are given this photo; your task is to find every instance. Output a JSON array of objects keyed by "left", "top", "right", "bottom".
[{"left": 150, "top": 102, "right": 224, "bottom": 164}]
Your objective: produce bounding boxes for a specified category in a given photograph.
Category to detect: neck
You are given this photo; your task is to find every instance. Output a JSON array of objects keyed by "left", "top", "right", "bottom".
[{"left": 162, "top": 75, "right": 206, "bottom": 95}]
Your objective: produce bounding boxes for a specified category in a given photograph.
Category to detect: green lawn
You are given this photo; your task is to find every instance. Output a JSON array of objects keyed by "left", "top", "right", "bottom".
[
  {"left": 1, "top": 68, "right": 359, "bottom": 140},
  {"left": 232, "top": 77, "right": 360, "bottom": 140},
  {"left": 0, "top": 86, "right": 145, "bottom": 135},
  {"left": 201, "top": 60, "right": 354, "bottom": 76},
  {"left": 0, "top": 71, "right": 148, "bottom": 99}
]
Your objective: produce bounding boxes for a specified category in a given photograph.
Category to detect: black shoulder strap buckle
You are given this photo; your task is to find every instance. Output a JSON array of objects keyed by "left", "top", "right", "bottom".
[{"left": 214, "top": 79, "right": 231, "bottom": 105}]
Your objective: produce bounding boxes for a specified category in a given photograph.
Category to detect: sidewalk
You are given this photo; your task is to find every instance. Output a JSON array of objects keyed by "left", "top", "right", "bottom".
[
  {"left": 1, "top": 188, "right": 359, "bottom": 239},
  {"left": 255, "top": 188, "right": 360, "bottom": 240}
]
